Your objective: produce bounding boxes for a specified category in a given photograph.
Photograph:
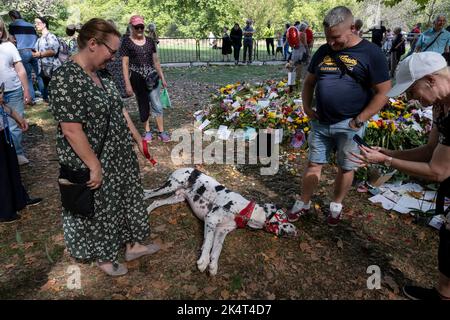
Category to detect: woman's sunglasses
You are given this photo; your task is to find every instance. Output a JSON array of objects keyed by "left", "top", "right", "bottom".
[{"left": 133, "top": 25, "right": 145, "bottom": 31}]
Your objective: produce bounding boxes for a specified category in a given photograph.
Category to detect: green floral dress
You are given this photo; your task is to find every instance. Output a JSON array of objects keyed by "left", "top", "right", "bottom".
[{"left": 49, "top": 61, "right": 150, "bottom": 264}]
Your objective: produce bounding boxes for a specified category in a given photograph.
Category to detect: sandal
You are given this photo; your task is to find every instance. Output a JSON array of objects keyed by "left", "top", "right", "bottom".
[
  {"left": 96, "top": 261, "right": 128, "bottom": 276},
  {"left": 125, "top": 243, "right": 161, "bottom": 262}
]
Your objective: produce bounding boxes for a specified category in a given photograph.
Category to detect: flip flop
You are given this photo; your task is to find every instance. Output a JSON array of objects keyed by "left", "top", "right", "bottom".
[
  {"left": 96, "top": 262, "right": 128, "bottom": 276},
  {"left": 125, "top": 243, "right": 161, "bottom": 262}
]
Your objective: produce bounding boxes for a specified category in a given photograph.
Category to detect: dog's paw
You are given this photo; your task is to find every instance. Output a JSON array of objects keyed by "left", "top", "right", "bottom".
[
  {"left": 197, "top": 258, "right": 209, "bottom": 273},
  {"left": 208, "top": 263, "right": 218, "bottom": 276}
]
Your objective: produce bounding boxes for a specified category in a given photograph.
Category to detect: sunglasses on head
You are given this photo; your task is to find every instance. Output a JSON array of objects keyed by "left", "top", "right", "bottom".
[{"left": 133, "top": 25, "right": 145, "bottom": 30}]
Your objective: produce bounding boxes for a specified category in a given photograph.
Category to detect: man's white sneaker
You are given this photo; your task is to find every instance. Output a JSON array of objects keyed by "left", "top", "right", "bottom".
[{"left": 17, "top": 155, "right": 30, "bottom": 166}]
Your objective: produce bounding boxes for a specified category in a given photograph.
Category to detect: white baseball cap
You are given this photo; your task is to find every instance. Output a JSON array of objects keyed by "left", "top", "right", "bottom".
[{"left": 387, "top": 52, "right": 448, "bottom": 97}]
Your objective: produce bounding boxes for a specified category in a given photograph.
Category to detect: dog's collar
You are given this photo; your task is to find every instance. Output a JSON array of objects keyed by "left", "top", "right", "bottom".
[
  {"left": 235, "top": 201, "right": 256, "bottom": 229},
  {"left": 264, "top": 209, "right": 289, "bottom": 236}
]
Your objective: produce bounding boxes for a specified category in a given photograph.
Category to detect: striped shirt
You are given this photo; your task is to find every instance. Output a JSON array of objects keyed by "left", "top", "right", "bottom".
[{"left": 8, "top": 19, "right": 38, "bottom": 50}]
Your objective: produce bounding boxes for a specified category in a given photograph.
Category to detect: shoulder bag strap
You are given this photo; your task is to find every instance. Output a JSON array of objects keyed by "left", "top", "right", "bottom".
[{"left": 423, "top": 31, "right": 443, "bottom": 52}]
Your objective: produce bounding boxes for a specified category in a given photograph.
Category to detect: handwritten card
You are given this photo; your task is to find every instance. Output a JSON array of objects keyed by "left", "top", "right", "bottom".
[
  {"left": 287, "top": 72, "right": 296, "bottom": 85},
  {"left": 268, "top": 92, "right": 278, "bottom": 100},
  {"left": 274, "top": 129, "right": 283, "bottom": 144},
  {"left": 232, "top": 101, "right": 240, "bottom": 108},
  {"left": 197, "top": 119, "right": 210, "bottom": 130},
  {"left": 217, "top": 125, "right": 231, "bottom": 140},
  {"left": 257, "top": 100, "right": 270, "bottom": 108}
]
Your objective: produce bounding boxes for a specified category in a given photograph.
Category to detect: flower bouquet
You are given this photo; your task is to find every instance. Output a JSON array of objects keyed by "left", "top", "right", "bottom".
[{"left": 195, "top": 80, "right": 310, "bottom": 147}]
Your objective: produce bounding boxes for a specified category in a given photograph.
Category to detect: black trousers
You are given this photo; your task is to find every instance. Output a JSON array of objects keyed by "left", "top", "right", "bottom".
[
  {"left": 0, "top": 129, "right": 28, "bottom": 219},
  {"left": 243, "top": 42, "right": 253, "bottom": 62},
  {"left": 233, "top": 45, "right": 241, "bottom": 62},
  {"left": 129, "top": 70, "right": 151, "bottom": 123},
  {"left": 439, "top": 225, "right": 450, "bottom": 278},
  {"left": 266, "top": 38, "right": 274, "bottom": 55},
  {"left": 40, "top": 72, "right": 51, "bottom": 101}
]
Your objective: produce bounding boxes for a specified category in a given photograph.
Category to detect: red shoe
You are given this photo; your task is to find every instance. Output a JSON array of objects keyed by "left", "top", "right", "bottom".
[
  {"left": 327, "top": 211, "right": 342, "bottom": 227},
  {"left": 287, "top": 207, "right": 310, "bottom": 222}
]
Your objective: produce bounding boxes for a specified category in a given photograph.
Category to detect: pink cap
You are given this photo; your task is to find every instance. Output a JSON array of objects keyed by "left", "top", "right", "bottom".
[{"left": 129, "top": 15, "right": 144, "bottom": 26}]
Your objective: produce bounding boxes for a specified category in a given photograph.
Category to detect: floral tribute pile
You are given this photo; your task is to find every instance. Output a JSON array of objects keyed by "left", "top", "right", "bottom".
[
  {"left": 365, "top": 98, "right": 432, "bottom": 150},
  {"left": 194, "top": 80, "right": 310, "bottom": 147},
  {"left": 194, "top": 80, "right": 432, "bottom": 151}
]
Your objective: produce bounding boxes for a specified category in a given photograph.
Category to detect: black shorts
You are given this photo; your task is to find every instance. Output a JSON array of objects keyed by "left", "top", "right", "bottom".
[{"left": 439, "top": 224, "right": 450, "bottom": 278}]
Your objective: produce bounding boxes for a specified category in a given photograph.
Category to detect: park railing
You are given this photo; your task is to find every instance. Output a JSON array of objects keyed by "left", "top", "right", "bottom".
[{"left": 157, "top": 35, "right": 372, "bottom": 64}]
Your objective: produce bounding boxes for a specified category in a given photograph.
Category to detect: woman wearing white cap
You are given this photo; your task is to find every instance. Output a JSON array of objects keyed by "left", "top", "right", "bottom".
[{"left": 352, "top": 52, "right": 450, "bottom": 300}]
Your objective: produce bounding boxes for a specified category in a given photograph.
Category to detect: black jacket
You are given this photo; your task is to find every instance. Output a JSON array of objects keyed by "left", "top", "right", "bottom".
[{"left": 230, "top": 28, "right": 243, "bottom": 47}]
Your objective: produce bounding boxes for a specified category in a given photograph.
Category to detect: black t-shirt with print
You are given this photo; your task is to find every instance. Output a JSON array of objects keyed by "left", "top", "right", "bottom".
[
  {"left": 120, "top": 36, "right": 156, "bottom": 69},
  {"left": 308, "top": 39, "right": 390, "bottom": 124}
]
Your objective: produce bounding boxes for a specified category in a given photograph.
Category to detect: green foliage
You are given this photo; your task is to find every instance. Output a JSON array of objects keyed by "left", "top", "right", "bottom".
[
  {"left": 382, "top": 0, "right": 431, "bottom": 7},
  {"left": 289, "top": 0, "right": 354, "bottom": 31},
  {"left": 3, "top": 0, "right": 448, "bottom": 37}
]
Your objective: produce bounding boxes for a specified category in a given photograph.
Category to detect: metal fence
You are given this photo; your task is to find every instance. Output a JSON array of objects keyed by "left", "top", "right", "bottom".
[{"left": 157, "top": 35, "right": 373, "bottom": 64}]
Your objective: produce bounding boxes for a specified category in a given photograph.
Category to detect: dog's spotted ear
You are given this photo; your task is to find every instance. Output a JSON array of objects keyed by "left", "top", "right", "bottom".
[{"left": 263, "top": 203, "right": 278, "bottom": 218}]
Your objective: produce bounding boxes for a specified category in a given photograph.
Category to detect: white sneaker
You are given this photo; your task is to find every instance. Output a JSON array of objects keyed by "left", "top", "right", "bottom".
[{"left": 17, "top": 155, "right": 30, "bottom": 166}]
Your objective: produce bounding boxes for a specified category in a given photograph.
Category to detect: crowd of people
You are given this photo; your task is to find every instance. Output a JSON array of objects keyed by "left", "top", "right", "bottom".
[
  {"left": 207, "top": 18, "right": 315, "bottom": 65},
  {"left": 0, "top": 6, "right": 449, "bottom": 299}
]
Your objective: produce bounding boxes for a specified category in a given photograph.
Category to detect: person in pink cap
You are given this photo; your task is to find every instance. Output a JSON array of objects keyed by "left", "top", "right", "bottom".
[
  {"left": 352, "top": 52, "right": 450, "bottom": 300},
  {"left": 121, "top": 15, "right": 170, "bottom": 142}
]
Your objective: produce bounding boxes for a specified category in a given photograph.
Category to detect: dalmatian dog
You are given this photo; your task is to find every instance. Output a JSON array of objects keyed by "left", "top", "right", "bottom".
[{"left": 144, "top": 168, "right": 298, "bottom": 276}]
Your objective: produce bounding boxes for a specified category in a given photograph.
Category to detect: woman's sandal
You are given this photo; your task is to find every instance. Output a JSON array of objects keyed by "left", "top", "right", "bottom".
[
  {"left": 96, "top": 262, "right": 128, "bottom": 276},
  {"left": 125, "top": 243, "right": 161, "bottom": 262}
]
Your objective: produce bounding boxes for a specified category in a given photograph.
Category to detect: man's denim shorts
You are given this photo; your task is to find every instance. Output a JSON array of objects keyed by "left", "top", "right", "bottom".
[{"left": 307, "top": 118, "right": 367, "bottom": 171}]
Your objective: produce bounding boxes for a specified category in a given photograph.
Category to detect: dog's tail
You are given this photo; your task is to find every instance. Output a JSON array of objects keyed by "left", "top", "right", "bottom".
[{"left": 144, "top": 168, "right": 197, "bottom": 199}]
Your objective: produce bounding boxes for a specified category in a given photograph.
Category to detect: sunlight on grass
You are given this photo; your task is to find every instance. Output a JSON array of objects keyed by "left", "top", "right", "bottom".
[
  {"left": 26, "top": 103, "right": 55, "bottom": 127},
  {"left": 165, "top": 65, "right": 286, "bottom": 86}
]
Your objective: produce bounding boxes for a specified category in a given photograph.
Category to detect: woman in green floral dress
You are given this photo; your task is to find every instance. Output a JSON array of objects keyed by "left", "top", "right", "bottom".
[{"left": 49, "top": 18, "right": 159, "bottom": 276}]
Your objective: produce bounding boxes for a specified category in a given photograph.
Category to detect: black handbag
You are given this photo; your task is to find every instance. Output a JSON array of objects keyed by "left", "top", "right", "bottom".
[
  {"left": 145, "top": 69, "right": 160, "bottom": 91},
  {"left": 57, "top": 74, "right": 111, "bottom": 219},
  {"left": 58, "top": 166, "right": 95, "bottom": 218}
]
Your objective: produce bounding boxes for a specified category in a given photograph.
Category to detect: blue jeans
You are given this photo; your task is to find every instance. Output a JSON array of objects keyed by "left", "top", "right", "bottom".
[
  {"left": 284, "top": 42, "right": 290, "bottom": 60},
  {"left": 148, "top": 84, "right": 163, "bottom": 117},
  {"left": 4, "top": 88, "right": 25, "bottom": 156},
  {"left": 18, "top": 49, "right": 42, "bottom": 102},
  {"left": 308, "top": 118, "right": 367, "bottom": 171}
]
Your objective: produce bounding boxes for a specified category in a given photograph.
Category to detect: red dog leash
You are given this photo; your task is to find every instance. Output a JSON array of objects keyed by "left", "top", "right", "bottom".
[{"left": 142, "top": 139, "right": 157, "bottom": 166}]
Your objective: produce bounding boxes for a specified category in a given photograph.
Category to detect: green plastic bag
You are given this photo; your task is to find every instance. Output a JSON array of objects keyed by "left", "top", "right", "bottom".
[{"left": 160, "top": 87, "right": 171, "bottom": 109}]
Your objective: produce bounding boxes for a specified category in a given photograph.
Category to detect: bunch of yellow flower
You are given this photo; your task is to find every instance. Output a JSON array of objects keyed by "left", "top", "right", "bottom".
[{"left": 389, "top": 99, "right": 406, "bottom": 110}]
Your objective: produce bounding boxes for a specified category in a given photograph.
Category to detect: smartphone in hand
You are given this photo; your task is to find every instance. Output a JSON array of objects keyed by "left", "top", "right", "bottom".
[{"left": 353, "top": 134, "right": 371, "bottom": 148}]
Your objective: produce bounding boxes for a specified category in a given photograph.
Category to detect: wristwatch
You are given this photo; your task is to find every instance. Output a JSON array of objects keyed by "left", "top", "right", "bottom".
[
  {"left": 352, "top": 117, "right": 364, "bottom": 128},
  {"left": 384, "top": 156, "right": 393, "bottom": 167}
]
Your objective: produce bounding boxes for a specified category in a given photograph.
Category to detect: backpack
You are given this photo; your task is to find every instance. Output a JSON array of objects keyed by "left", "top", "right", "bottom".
[{"left": 56, "top": 38, "right": 70, "bottom": 63}]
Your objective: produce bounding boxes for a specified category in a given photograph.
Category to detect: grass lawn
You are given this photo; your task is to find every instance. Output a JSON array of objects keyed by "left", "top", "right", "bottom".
[
  {"left": 157, "top": 38, "right": 326, "bottom": 63},
  {"left": 164, "top": 64, "right": 287, "bottom": 86}
]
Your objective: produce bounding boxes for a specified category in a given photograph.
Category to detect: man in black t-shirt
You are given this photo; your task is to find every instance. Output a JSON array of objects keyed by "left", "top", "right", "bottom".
[{"left": 287, "top": 6, "right": 391, "bottom": 226}]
